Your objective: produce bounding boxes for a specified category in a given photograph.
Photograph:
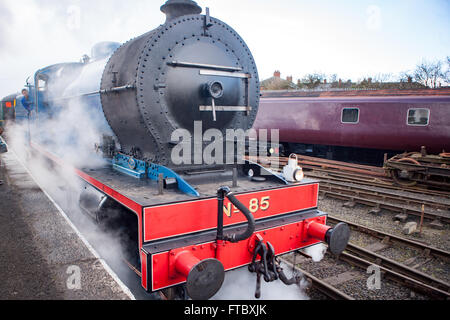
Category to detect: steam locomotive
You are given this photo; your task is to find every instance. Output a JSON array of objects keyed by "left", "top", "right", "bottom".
[{"left": 0, "top": 0, "right": 349, "bottom": 300}]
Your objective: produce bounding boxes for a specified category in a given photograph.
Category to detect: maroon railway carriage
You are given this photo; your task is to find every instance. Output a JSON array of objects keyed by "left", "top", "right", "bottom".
[{"left": 255, "top": 89, "right": 450, "bottom": 164}]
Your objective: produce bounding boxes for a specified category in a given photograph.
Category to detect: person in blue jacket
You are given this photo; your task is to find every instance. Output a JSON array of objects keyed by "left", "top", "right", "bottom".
[
  {"left": 21, "top": 89, "right": 33, "bottom": 114},
  {"left": 0, "top": 134, "right": 6, "bottom": 155},
  {"left": 0, "top": 128, "right": 5, "bottom": 184},
  {"left": 0, "top": 127, "right": 7, "bottom": 175}
]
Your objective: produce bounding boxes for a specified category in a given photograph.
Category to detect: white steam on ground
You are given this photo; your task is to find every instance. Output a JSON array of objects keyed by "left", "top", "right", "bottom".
[
  {"left": 5, "top": 99, "right": 140, "bottom": 295},
  {"left": 303, "top": 243, "right": 327, "bottom": 262},
  {"left": 212, "top": 244, "right": 327, "bottom": 300},
  {"left": 212, "top": 262, "right": 310, "bottom": 300}
]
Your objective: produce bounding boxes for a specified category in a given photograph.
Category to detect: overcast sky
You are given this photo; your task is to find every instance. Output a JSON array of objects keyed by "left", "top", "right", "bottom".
[{"left": 0, "top": 0, "right": 449, "bottom": 97}]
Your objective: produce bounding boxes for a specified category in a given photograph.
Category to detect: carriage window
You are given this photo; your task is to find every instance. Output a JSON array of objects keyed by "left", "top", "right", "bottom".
[
  {"left": 407, "top": 108, "right": 430, "bottom": 126},
  {"left": 342, "top": 108, "right": 359, "bottom": 123}
]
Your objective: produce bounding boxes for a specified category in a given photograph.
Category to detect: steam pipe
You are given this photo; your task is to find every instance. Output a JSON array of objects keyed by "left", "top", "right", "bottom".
[{"left": 48, "top": 84, "right": 136, "bottom": 103}]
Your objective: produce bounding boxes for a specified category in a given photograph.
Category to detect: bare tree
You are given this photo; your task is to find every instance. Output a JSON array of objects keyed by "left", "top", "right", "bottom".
[
  {"left": 399, "top": 71, "right": 413, "bottom": 83},
  {"left": 414, "top": 59, "right": 444, "bottom": 88},
  {"left": 373, "top": 73, "right": 393, "bottom": 83},
  {"left": 300, "top": 73, "right": 326, "bottom": 89},
  {"left": 414, "top": 60, "right": 433, "bottom": 87},
  {"left": 431, "top": 60, "right": 444, "bottom": 88},
  {"left": 328, "top": 73, "right": 338, "bottom": 83},
  {"left": 446, "top": 56, "right": 450, "bottom": 83}
]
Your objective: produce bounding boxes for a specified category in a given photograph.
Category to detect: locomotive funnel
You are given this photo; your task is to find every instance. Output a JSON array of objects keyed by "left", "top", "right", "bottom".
[
  {"left": 174, "top": 251, "right": 225, "bottom": 300},
  {"left": 161, "top": 0, "right": 202, "bottom": 22}
]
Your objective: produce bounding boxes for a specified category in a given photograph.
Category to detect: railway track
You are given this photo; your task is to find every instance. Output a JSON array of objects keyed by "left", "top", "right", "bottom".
[
  {"left": 343, "top": 242, "right": 450, "bottom": 296},
  {"left": 280, "top": 258, "right": 354, "bottom": 300},
  {"left": 306, "top": 170, "right": 450, "bottom": 200},
  {"left": 249, "top": 154, "right": 450, "bottom": 299},
  {"left": 280, "top": 214, "right": 450, "bottom": 300},
  {"left": 283, "top": 243, "right": 449, "bottom": 300},
  {"left": 249, "top": 154, "right": 385, "bottom": 177},
  {"left": 277, "top": 154, "right": 386, "bottom": 176},
  {"left": 260, "top": 154, "right": 450, "bottom": 299},
  {"left": 327, "top": 216, "right": 450, "bottom": 262},
  {"left": 249, "top": 154, "right": 450, "bottom": 223},
  {"left": 250, "top": 154, "right": 450, "bottom": 197},
  {"left": 337, "top": 250, "right": 449, "bottom": 299},
  {"left": 318, "top": 180, "right": 450, "bottom": 223},
  {"left": 320, "top": 180, "right": 450, "bottom": 211},
  {"left": 329, "top": 215, "right": 450, "bottom": 292}
]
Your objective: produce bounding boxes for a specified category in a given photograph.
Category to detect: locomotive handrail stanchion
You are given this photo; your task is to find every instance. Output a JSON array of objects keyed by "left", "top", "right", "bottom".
[
  {"left": 216, "top": 186, "right": 255, "bottom": 244},
  {"left": 216, "top": 186, "right": 228, "bottom": 242}
]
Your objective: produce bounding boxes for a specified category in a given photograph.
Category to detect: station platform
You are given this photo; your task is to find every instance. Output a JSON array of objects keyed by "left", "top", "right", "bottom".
[{"left": 0, "top": 151, "right": 133, "bottom": 300}]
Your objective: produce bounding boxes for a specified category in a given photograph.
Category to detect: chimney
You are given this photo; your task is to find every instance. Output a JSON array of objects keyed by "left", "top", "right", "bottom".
[
  {"left": 274, "top": 70, "right": 281, "bottom": 78},
  {"left": 338, "top": 79, "right": 342, "bottom": 86},
  {"left": 287, "top": 76, "right": 293, "bottom": 83},
  {"left": 161, "top": 0, "right": 202, "bottom": 23},
  {"left": 323, "top": 79, "right": 327, "bottom": 84},
  {"left": 368, "top": 77, "right": 372, "bottom": 84}
]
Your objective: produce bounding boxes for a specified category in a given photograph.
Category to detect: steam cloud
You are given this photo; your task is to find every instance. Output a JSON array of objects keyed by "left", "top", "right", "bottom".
[
  {"left": 5, "top": 97, "right": 138, "bottom": 295},
  {"left": 212, "top": 262, "right": 310, "bottom": 300},
  {"left": 303, "top": 243, "right": 327, "bottom": 262}
]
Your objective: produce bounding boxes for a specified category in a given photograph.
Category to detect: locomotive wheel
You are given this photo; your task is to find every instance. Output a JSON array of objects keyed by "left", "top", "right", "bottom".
[
  {"left": 390, "top": 157, "right": 421, "bottom": 187},
  {"left": 391, "top": 170, "right": 417, "bottom": 187}
]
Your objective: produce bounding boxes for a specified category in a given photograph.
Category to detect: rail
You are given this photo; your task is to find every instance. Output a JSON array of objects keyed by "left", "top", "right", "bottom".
[
  {"left": 327, "top": 216, "right": 450, "bottom": 262},
  {"left": 279, "top": 258, "right": 354, "bottom": 300}
]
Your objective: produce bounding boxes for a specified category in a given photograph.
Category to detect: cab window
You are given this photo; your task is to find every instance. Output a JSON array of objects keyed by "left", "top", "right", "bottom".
[{"left": 38, "top": 79, "right": 47, "bottom": 92}]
